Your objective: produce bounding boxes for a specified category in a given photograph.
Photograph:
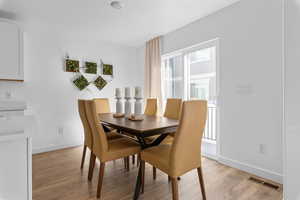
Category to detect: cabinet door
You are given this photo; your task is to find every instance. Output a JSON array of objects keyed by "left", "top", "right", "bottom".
[
  {"left": 0, "top": 20, "right": 23, "bottom": 80},
  {"left": 0, "top": 138, "right": 29, "bottom": 200}
]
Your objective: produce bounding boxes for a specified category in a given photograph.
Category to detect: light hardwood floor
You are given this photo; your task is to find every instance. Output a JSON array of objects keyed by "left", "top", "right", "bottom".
[{"left": 33, "top": 146, "right": 282, "bottom": 200}]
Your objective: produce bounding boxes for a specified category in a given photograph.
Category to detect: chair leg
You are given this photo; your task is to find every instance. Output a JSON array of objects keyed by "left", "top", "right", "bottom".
[
  {"left": 126, "top": 157, "right": 130, "bottom": 171},
  {"left": 141, "top": 160, "right": 145, "bottom": 194},
  {"left": 197, "top": 167, "right": 206, "bottom": 200},
  {"left": 171, "top": 177, "right": 179, "bottom": 200},
  {"left": 97, "top": 162, "right": 106, "bottom": 199},
  {"left": 132, "top": 155, "right": 136, "bottom": 165},
  {"left": 152, "top": 167, "right": 156, "bottom": 180},
  {"left": 124, "top": 157, "right": 127, "bottom": 169},
  {"left": 137, "top": 154, "right": 141, "bottom": 166},
  {"left": 80, "top": 145, "right": 87, "bottom": 169},
  {"left": 88, "top": 153, "right": 96, "bottom": 181}
]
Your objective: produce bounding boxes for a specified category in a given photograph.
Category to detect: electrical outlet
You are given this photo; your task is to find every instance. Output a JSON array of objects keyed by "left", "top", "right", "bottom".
[
  {"left": 259, "top": 144, "right": 266, "bottom": 154},
  {"left": 58, "top": 127, "right": 64, "bottom": 136}
]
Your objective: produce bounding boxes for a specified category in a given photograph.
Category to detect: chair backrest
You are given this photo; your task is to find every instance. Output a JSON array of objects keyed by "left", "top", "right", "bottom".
[
  {"left": 84, "top": 100, "right": 109, "bottom": 157},
  {"left": 170, "top": 100, "right": 207, "bottom": 177},
  {"left": 94, "top": 98, "right": 111, "bottom": 114},
  {"left": 144, "top": 98, "right": 158, "bottom": 116},
  {"left": 164, "top": 98, "right": 182, "bottom": 120},
  {"left": 78, "top": 100, "right": 93, "bottom": 149}
]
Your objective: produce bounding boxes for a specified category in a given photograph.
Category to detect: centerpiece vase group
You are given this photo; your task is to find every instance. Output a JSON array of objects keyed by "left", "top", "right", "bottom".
[{"left": 115, "top": 87, "right": 143, "bottom": 119}]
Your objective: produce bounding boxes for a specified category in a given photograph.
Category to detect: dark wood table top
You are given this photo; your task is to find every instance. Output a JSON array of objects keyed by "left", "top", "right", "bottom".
[{"left": 99, "top": 113, "right": 179, "bottom": 137}]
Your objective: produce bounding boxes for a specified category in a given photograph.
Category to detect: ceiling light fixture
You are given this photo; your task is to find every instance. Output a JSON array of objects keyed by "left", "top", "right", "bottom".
[{"left": 110, "top": 1, "right": 124, "bottom": 9}]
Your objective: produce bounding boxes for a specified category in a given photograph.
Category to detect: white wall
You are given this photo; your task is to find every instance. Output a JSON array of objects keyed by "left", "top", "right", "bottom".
[
  {"left": 160, "top": 0, "right": 283, "bottom": 182},
  {"left": 0, "top": 20, "right": 143, "bottom": 153},
  {"left": 285, "top": 0, "right": 300, "bottom": 199}
]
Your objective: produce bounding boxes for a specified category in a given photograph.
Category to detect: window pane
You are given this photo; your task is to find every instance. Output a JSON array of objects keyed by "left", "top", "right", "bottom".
[
  {"left": 162, "top": 55, "right": 184, "bottom": 99},
  {"left": 188, "top": 47, "right": 216, "bottom": 103},
  {"left": 189, "top": 48, "right": 211, "bottom": 63}
]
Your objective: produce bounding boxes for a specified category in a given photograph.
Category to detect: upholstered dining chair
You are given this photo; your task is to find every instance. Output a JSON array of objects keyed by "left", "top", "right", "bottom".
[
  {"left": 78, "top": 100, "right": 93, "bottom": 170},
  {"left": 93, "top": 98, "right": 111, "bottom": 113},
  {"left": 140, "top": 100, "right": 208, "bottom": 200},
  {"left": 152, "top": 98, "right": 182, "bottom": 179},
  {"left": 162, "top": 98, "right": 182, "bottom": 144},
  {"left": 94, "top": 98, "right": 134, "bottom": 169},
  {"left": 94, "top": 98, "right": 119, "bottom": 135},
  {"left": 134, "top": 98, "right": 158, "bottom": 166},
  {"left": 144, "top": 98, "right": 158, "bottom": 116},
  {"left": 85, "top": 100, "right": 141, "bottom": 199},
  {"left": 164, "top": 98, "right": 183, "bottom": 120},
  {"left": 78, "top": 100, "right": 125, "bottom": 171}
]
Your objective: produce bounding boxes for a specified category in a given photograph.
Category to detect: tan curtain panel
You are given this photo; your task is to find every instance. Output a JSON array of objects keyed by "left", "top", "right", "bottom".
[{"left": 144, "top": 37, "right": 162, "bottom": 113}]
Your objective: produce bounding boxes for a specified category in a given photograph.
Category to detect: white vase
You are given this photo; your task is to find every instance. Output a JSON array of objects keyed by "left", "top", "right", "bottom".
[
  {"left": 134, "top": 97, "right": 143, "bottom": 117},
  {"left": 116, "top": 98, "right": 123, "bottom": 114},
  {"left": 124, "top": 97, "right": 132, "bottom": 117}
]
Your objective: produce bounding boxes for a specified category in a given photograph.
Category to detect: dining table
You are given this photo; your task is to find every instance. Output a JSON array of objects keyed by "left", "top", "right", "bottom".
[{"left": 98, "top": 113, "right": 179, "bottom": 200}]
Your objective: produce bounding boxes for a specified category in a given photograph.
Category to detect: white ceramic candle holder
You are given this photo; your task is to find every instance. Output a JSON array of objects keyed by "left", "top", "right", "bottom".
[
  {"left": 116, "top": 97, "right": 123, "bottom": 114},
  {"left": 124, "top": 97, "right": 132, "bottom": 118},
  {"left": 134, "top": 97, "right": 143, "bottom": 118}
]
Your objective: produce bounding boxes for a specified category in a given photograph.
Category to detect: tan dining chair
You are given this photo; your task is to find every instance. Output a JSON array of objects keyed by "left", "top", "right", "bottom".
[
  {"left": 134, "top": 98, "right": 158, "bottom": 166},
  {"left": 152, "top": 98, "right": 182, "bottom": 179},
  {"left": 78, "top": 100, "right": 94, "bottom": 170},
  {"left": 162, "top": 98, "right": 182, "bottom": 143},
  {"left": 94, "top": 98, "right": 111, "bottom": 114},
  {"left": 85, "top": 100, "right": 141, "bottom": 199},
  {"left": 144, "top": 98, "right": 158, "bottom": 116},
  {"left": 78, "top": 99, "right": 125, "bottom": 171},
  {"left": 94, "top": 98, "right": 133, "bottom": 170},
  {"left": 94, "top": 98, "right": 134, "bottom": 169},
  {"left": 94, "top": 98, "right": 120, "bottom": 136},
  {"left": 164, "top": 98, "right": 183, "bottom": 120},
  {"left": 140, "top": 100, "right": 207, "bottom": 200}
]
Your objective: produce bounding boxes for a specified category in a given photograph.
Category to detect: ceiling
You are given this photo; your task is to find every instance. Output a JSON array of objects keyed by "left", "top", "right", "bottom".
[{"left": 0, "top": 0, "right": 240, "bottom": 46}]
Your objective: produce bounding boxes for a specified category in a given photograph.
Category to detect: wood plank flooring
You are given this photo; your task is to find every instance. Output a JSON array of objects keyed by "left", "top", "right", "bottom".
[{"left": 32, "top": 146, "right": 282, "bottom": 200}]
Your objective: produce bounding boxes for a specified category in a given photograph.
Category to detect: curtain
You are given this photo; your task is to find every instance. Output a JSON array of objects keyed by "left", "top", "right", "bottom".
[{"left": 144, "top": 36, "right": 162, "bottom": 113}]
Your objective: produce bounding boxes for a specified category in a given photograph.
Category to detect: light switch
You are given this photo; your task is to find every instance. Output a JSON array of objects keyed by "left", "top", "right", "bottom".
[{"left": 235, "top": 84, "right": 254, "bottom": 95}]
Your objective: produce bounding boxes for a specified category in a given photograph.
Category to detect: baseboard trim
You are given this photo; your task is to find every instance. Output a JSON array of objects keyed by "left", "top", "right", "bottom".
[
  {"left": 32, "top": 143, "right": 83, "bottom": 154},
  {"left": 218, "top": 156, "right": 283, "bottom": 184},
  {"left": 202, "top": 152, "right": 218, "bottom": 160}
]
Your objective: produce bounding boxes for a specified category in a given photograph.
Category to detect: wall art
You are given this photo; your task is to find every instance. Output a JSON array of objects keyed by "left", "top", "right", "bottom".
[
  {"left": 85, "top": 62, "right": 97, "bottom": 74},
  {"left": 73, "top": 75, "right": 89, "bottom": 90},
  {"left": 66, "top": 59, "right": 80, "bottom": 72},
  {"left": 94, "top": 76, "right": 107, "bottom": 90}
]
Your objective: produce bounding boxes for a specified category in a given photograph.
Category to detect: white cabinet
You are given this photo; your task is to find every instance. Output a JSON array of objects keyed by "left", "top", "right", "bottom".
[
  {"left": 0, "top": 116, "right": 33, "bottom": 200},
  {"left": 0, "top": 100, "right": 26, "bottom": 117},
  {"left": 0, "top": 102, "right": 32, "bottom": 200},
  {"left": 0, "top": 19, "right": 23, "bottom": 81},
  {"left": 0, "top": 137, "right": 31, "bottom": 200},
  {"left": 0, "top": 100, "right": 27, "bottom": 112}
]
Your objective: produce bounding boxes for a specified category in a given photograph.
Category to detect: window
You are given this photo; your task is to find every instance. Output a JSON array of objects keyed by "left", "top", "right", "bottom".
[
  {"left": 162, "top": 54, "right": 184, "bottom": 99},
  {"left": 161, "top": 41, "right": 217, "bottom": 105}
]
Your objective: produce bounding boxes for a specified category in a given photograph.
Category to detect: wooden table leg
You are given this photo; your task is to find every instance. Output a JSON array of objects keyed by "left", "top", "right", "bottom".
[
  {"left": 153, "top": 167, "right": 156, "bottom": 180},
  {"left": 133, "top": 164, "right": 142, "bottom": 200}
]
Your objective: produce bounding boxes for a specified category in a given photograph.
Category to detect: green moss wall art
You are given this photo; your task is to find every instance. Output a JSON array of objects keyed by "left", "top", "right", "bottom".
[
  {"left": 66, "top": 59, "right": 80, "bottom": 72},
  {"left": 65, "top": 55, "right": 113, "bottom": 91},
  {"left": 85, "top": 62, "right": 97, "bottom": 74},
  {"left": 73, "top": 75, "right": 89, "bottom": 90},
  {"left": 103, "top": 64, "right": 113, "bottom": 76},
  {"left": 94, "top": 76, "right": 107, "bottom": 90}
]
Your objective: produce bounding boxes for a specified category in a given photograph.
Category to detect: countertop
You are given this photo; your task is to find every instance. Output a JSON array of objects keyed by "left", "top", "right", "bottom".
[{"left": 0, "top": 100, "right": 27, "bottom": 111}]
